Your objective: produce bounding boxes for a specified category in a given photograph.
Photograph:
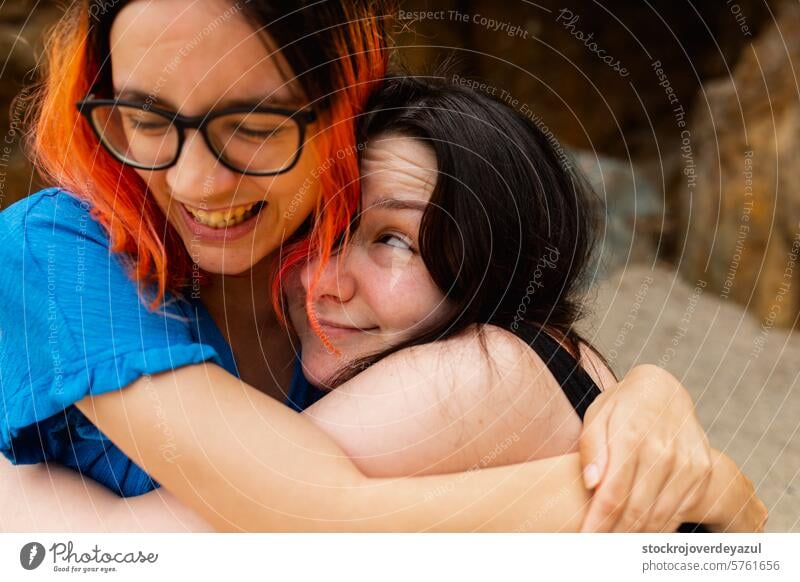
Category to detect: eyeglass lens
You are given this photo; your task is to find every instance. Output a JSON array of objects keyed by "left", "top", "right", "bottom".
[{"left": 89, "top": 104, "right": 303, "bottom": 173}]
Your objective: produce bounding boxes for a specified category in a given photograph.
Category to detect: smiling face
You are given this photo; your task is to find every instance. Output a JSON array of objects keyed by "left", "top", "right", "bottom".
[
  {"left": 288, "top": 133, "right": 451, "bottom": 387},
  {"left": 110, "top": 0, "right": 321, "bottom": 274}
]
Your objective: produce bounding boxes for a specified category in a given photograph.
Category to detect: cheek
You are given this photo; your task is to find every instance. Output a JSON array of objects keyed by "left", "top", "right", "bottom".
[
  {"left": 269, "top": 135, "right": 324, "bottom": 209},
  {"left": 134, "top": 170, "right": 169, "bottom": 208},
  {"left": 367, "top": 263, "right": 447, "bottom": 335},
  {"left": 255, "top": 168, "right": 320, "bottom": 234},
  {"left": 286, "top": 292, "right": 306, "bottom": 337}
]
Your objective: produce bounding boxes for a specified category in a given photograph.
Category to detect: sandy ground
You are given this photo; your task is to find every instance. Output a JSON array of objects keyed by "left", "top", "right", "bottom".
[{"left": 580, "top": 264, "right": 800, "bottom": 532}]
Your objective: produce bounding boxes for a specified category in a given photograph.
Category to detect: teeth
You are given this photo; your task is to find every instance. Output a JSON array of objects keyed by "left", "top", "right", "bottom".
[{"left": 184, "top": 201, "right": 263, "bottom": 228}]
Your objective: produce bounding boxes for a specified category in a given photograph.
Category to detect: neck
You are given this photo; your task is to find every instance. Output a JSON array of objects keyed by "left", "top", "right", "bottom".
[
  {"left": 201, "top": 255, "right": 277, "bottom": 326},
  {"left": 196, "top": 254, "right": 298, "bottom": 401}
]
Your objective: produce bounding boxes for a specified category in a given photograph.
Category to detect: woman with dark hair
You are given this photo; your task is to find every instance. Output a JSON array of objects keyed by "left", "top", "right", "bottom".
[
  {"left": 0, "top": 1, "right": 763, "bottom": 531},
  {"left": 279, "top": 76, "right": 763, "bottom": 532},
  {"left": 297, "top": 74, "right": 605, "bottom": 390}
]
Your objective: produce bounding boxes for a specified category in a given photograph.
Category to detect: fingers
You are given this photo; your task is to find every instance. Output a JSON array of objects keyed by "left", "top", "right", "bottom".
[
  {"left": 754, "top": 497, "right": 769, "bottom": 532},
  {"left": 647, "top": 449, "right": 711, "bottom": 531},
  {"left": 580, "top": 399, "right": 611, "bottom": 489},
  {"left": 660, "top": 518, "right": 684, "bottom": 533},
  {"left": 611, "top": 441, "right": 675, "bottom": 532},
  {"left": 693, "top": 431, "right": 714, "bottom": 499},
  {"left": 579, "top": 364, "right": 717, "bottom": 532},
  {"left": 580, "top": 427, "right": 640, "bottom": 532},
  {"left": 640, "top": 429, "right": 712, "bottom": 531}
]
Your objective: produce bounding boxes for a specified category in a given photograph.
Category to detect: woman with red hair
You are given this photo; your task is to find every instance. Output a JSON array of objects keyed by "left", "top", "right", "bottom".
[{"left": 0, "top": 0, "right": 764, "bottom": 532}]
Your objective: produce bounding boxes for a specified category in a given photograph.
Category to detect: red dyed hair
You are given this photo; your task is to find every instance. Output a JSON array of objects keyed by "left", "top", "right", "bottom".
[
  {"left": 24, "top": 0, "right": 391, "bottom": 312},
  {"left": 273, "top": 8, "right": 390, "bottom": 351}
]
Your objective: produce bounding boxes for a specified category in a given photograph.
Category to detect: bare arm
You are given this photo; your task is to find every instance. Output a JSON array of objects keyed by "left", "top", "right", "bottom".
[
  {"left": 9, "top": 331, "right": 591, "bottom": 532},
  {"left": 0, "top": 460, "right": 212, "bottom": 532},
  {"left": 74, "top": 362, "right": 599, "bottom": 531},
  {"left": 6, "top": 358, "right": 761, "bottom": 532},
  {"left": 71, "top": 360, "right": 762, "bottom": 532},
  {"left": 1, "top": 445, "right": 759, "bottom": 533}
]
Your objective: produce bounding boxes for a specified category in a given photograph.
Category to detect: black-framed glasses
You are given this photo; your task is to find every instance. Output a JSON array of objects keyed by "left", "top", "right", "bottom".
[{"left": 76, "top": 95, "right": 317, "bottom": 176}]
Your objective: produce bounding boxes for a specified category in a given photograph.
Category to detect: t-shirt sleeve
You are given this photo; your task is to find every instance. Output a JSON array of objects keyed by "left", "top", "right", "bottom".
[{"left": 0, "top": 189, "right": 224, "bottom": 479}]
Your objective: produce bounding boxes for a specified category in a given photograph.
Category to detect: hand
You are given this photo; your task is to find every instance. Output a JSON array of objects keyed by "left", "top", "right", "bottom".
[
  {"left": 579, "top": 364, "right": 713, "bottom": 532},
  {"left": 696, "top": 451, "right": 768, "bottom": 532}
]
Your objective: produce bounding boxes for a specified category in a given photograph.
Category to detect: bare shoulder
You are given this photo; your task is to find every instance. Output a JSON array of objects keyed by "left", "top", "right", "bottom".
[
  {"left": 306, "top": 325, "right": 615, "bottom": 477},
  {"left": 341, "top": 324, "right": 615, "bottom": 402},
  {"left": 352, "top": 324, "right": 558, "bottom": 398}
]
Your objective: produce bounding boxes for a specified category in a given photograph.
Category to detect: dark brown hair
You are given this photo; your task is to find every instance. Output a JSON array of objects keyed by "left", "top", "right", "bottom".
[{"left": 330, "top": 74, "right": 605, "bottom": 385}]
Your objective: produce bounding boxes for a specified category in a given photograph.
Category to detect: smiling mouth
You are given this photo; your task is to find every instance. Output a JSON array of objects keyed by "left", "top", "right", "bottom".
[
  {"left": 317, "top": 320, "right": 379, "bottom": 333},
  {"left": 182, "top": 200, "right": 266, "bottom": 229}
]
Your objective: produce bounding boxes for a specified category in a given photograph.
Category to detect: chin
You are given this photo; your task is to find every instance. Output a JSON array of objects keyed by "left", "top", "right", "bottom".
[
  {"left": 189, "top": 246, "right": 268, "bottom": 275},
  {"left": 300, "top": 352, "right": 349, "bottom": 389}
]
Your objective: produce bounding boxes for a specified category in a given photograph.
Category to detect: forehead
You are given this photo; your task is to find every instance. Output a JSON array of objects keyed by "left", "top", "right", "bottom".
[
  {"left": 110, "top": 0, "right": 298, "bottom": 113},
  {"left": 360, "top": 133, "right": 438, "bottom": 207}
]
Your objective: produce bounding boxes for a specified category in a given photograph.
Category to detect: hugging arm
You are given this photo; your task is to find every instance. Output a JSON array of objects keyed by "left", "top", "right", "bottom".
[
  {"left": 74, "top": 362, "right": 597, "bottom": 532},
  {"left": 58, "top": 347, "right": 762, "bottom": 532},
  {"left": 6, "top": 356, "right": 761, "bottom": 531}
]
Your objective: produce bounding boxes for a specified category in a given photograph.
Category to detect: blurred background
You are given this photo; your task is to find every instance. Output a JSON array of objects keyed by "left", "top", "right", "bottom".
[{"left": 1, "top": 0, "right": 797, "bottom": 530}]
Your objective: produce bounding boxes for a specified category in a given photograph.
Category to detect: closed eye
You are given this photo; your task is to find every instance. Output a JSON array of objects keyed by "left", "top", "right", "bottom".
[
  {"left": 233, "top": 125, "right": 286, "bottom": 140},
  {"left": 125, "top": 118, "right": 171, "bottom": 132}
]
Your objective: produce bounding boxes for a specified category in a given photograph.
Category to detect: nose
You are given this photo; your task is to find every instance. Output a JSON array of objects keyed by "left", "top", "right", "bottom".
[
  {"left": 301, "top": 248, "right": 356, "bottom": 305},
  {"left": 165, "top": 129, "right": 238, "bottom": 201}
]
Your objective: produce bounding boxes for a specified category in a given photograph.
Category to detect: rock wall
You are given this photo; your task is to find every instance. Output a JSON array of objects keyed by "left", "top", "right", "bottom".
[
  {"left": 679, "top": 1, "right": 800, "bottom": 328},
  {"left": 396, "top": 0, "right": 772, "bottom": 159},
  {"left": 0, "top": 0, "right": 60, "bottom": 209}
]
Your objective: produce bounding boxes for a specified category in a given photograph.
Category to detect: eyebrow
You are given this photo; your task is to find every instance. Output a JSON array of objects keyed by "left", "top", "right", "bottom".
[
  {"left": 112, "top": 88, "right": 305, "bottom": 111},
  {"left": 366, "top": 197, "right": 428, "bottom": 212}
]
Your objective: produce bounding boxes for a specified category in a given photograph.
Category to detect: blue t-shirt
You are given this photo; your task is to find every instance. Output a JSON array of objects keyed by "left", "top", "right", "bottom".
[{"left": 0, "top": 188, "right": 326, "bottom": 497}]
